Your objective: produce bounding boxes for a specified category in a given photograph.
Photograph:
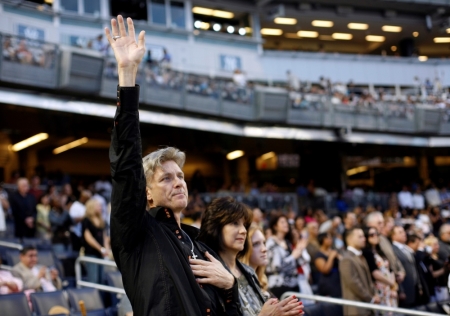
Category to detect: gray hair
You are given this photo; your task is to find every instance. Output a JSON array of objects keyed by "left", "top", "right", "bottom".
[
  {"left": 365, "top": 211, "right": 383, "bottom": 226},
  {"left": 142, "top": 147, "right": 186, "bottom": 186}
]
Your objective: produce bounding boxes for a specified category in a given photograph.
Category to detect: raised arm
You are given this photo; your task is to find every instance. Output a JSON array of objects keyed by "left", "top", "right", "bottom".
[{"left": 107, "top": 16, "right": 147, "bottom": 255}]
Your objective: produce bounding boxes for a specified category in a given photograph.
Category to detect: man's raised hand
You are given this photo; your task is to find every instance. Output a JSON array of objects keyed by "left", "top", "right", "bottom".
[{"left": 104, "top": 15, "right": 145, "bottom": 86}]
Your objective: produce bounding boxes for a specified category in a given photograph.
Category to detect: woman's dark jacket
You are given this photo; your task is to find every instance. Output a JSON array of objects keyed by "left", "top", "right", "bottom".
[{"left": 110, "top": 85, "right": 240, "bottom": 316}]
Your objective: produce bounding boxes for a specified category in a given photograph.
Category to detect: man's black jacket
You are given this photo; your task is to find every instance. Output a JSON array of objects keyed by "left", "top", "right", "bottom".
[{"left": 110, "top": 85, "right": 240, "bottom": 316}]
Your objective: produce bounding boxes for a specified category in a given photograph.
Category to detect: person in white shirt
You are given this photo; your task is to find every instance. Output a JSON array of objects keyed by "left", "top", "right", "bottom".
[
  {"left": 412, "top": 187, "right": 425, "bottom": 210},
  {"left": 0, "top": 194, "right": 9, "bottom": 237},
  {"left": 398, "top": 186, "right": 413, "bottom": 209},
  {"left": 425, "top": 184, "right": 442, "bottom": 207},
  {"left": 286, "top": 70, "right": 300, "bottom": 91},
  {"left": 69, "top": 190, "right": 92, "bottom": 251}
]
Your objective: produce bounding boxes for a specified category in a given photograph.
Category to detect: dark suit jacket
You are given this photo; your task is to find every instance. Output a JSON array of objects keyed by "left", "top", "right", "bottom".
[
  {"left": 339, "top": 250, "right": 375, "bottom": 316},
  {"left": 9, "top": 191, "right": 37, "bottom": 238},
  {"left": 392, "top": 244, "right": 419, "bottom": 307}
]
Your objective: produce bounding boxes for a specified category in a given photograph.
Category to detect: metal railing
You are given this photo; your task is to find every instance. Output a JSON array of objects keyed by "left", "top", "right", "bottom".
[
  {"left": 75, "top": 256, "right": 125, "bottom": 295},
  {"left": 281, "top": 292, "right": 445, "bottom": 316},
  {"left": 0, "top": 240, "right": 23, "bottom": 251}
]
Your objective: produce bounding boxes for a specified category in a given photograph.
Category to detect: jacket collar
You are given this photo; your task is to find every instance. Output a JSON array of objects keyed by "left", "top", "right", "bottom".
[{"left": 149, "top": 206, "right": 199, "bottom": 239}]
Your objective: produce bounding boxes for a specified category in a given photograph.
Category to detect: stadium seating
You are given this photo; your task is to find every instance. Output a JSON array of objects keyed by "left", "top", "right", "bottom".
[
  {"left": 104, "top": 270, "right": 124, "bottom": 307},
  {"left": 67, "top": 288, "right": 107, "bottom": 315},
  {"left": 30, "top": 291, "right": 70, "bottom": 316},
  {"left": 0, "top": 292, "right": 32, "bottom": 316}
]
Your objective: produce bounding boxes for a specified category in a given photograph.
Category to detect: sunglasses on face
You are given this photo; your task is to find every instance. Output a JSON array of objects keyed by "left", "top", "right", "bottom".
[{"left": 368, "top": 232, "right": 379, "bottom": 237}]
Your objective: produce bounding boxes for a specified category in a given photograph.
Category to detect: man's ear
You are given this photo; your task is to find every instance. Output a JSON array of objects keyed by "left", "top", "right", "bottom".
[{"left": 146, "top": 187, "right": 153, "bottom": 205}]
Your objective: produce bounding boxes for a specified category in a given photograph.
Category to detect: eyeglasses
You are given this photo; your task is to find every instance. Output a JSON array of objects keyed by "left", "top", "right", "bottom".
[{"left": 368, "top": 232, "right": 379, "bottom": 237}]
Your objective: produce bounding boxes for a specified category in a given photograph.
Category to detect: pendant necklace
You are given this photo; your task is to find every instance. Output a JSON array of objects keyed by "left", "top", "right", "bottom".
[{"left": 181, "top": 229, "right": 198, "bottom": 259}]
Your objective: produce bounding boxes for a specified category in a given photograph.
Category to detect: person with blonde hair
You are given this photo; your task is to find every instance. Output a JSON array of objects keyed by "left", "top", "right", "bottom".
[
  {"left": 240, "top": 225, "right": 269, "bottom": 295},
  {"left": 107, "top": 16, "right": 240, "bottom": 315},
  {"left": 82, "top": 199, "right": 110, "bottom": 284},
  {"left": 423, "top": 235, "right": 449, "bottom": 302}
]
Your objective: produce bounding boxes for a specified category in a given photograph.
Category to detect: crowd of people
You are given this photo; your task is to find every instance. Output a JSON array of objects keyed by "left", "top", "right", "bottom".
[{"left": 2, "top": 35, "right": 56, "bottom": 68}]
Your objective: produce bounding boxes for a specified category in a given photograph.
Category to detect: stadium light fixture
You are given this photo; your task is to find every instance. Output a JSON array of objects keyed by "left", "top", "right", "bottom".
[
  {"left": 297, "top": 30, "right": 319, "bottom": 38},
  {"left": 261, "top": 28, "right": 283, "bottom": 36},
  {"left": 274, "top": 17, "right": 297, "bottom": 25},
  {"left": 53, "top": 137, "right": 88, "bottom": 155},
  {"left": 194, "top": 21, "right": 210, "bottom": 30},
  {"left": 312, "top": 20, "right": 333, "bottom": 28},
  {"left": 245, "top": 27, "right": 252, "bottom": 34},
  {"left": 418, "top": 56, "right": 428, "bottom": 62},
  {"left": 348, "top": 23, "right": 368, "bottom": 30},
  {"left": 227, "top": 26, "right": 235, "bottom": 34},
  {"left": 347, "top": 166, "right": 369, "bottom": 176},
  {"left": 391, "top": 46, "right": 397, "bottom": 52},
  {"left": 11, "top": 133, "right": 49, "bottom": 152},
  {"left": 413, "top": 32, "right": 419, "bottom": 37},
  {"left": 44, "top": 0, "right": 53, "bottom": 3},
  {"left": 434, "top": 37, "right": 450, "bottom": 43},
  {"left": 382, "top": 25, "right": 402, "bottom": 32},
  {"left": 366, "top": 35, "right": 385, "bottom": 42},
  {"left": 261, "top": 152, "right": 276, "bottom": 160},
  {"left": 332, "top": 33, "right": 353, "bottom": 40},
  {"left": 226, "top": 150, "right": 244, "bottom": 160},
  {"left": 192, "top": 7, "right": 234, "bottom": 19},
  {"left": 238, "top": 28, "right": 246, "bottom": 36},
  {"left": 213, "top": 23, "right": 221, "bottom": 32},
  {"left": 447, "top": 28, "right": 450, "bottom": 34}
]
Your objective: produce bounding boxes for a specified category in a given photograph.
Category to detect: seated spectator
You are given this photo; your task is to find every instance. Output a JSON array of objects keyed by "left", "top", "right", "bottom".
[
  {"left": 314, "top": 233, "right": 341, "bottom": 298},
  {"left": 12, "top": 246, "right": 61, "bottom": 292},
  {"left": 36, "top": 194, "right": 51, "bottom": 240},
  {"left": 425, "top": 184, "right": 442, "bottom": 207},
  {"left": 82, "top": 199, "right": 110, "bottom": 284},
  {"left": 441, "top": 187, "right": 450, "bottom": 207},
  {"left": 49, "top": 198, "right": 72, "bottom": 253},
  {"left": 412, "top": 187, "right": 425, "bottom": 210},
  {"left": 362, "top": 227, "right": 398, "bottom": 309},
  {"left": 0, "top": 259, "right": 23, "bottom": 294}
]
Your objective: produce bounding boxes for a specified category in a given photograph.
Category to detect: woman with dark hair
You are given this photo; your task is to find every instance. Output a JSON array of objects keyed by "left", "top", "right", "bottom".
[
  {"left": 198, "top": 197, "right": 304, "bottom": 316},
  {"left": 265, "top": 214, "right": 306, "bottom": 299},
  {"left": 362, "top": 226, "right": 398, "bottom": 310},
  {"left": 314, "top": 232, "right": 341, "bottom": 298}
]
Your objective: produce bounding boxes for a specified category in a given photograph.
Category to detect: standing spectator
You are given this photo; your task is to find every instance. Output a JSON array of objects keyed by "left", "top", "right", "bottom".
[
  {"left": 425, "top": 184, "right": 442, "bottom": 207},
  {"left": 28, "top": 176, "right": 43, "bottom": 201},
  {"left": 340, "top": 227, "right": 379, "bottom": 316},
  {"left": 286, "top": 71, "right": 300, "bottom": 91},
  {"left": 91, "top": 34, "right": 109, "bottom": 55},
  {"left": 69, "top": 190, "right": 92, "bottom": 251},
  {"left": 314, "top": 233, "right": 342, "bottom": 297},
  {"left": 342, "top": 212, "right": 357, "bottom": 234},
  {"left": 0, "top": 192, "right": 9, "bottom": 238},
  {"left": 362, "top": 227, "right": 398, "bottom": 309},
  {"left": 233, "top": 69, "right": 247, "bottom": 88},
  {"left": 240, "top": 225, "right": 269, "bottom": 296},
  {"left": 265, "top": 214, "right": 302, "bottom": 298},
  {"left": 12, "top": 246, "right": 62, "bottom": 292},
  {"left": 82, "top": 199, "right": 110, "bottom": 284},
  {"left": 440, "top": 187, "right": 450, "bottom": 207},
  {"left": 294, "top": 216, "right": 306, "bottom": 237},
  {"left": 9, "top": 178, "right": 37, "bottom": 238},
  {"left": 391, "top": 226, "right": 422, "bottom": 307},
  {"left": 160, "top": 48, "right": 171, "bottom": 67},
  {"left": 406, "top": 234, "right": 430, "bottom": 305},
  {"left": 365, "top": 212, "right": 405, "bottom": 284},
  {"left": 36, "top": 194, "right": 51, "bottom": 240},
  {"left": 423, "top": 236, "right": 449, "bottom": 302},
  {"left": 49, "top": 198, "right": 72, "bottom": 253},
  {"left": 438, "top": 224, "right": 450, "bottom": 263},
  {"left": 412, "top": 187, "right": 425, "bottom": 210},
  {"left": 398, "top": 186, "right": 413, "bottom": 210},
  {"left": 305, "top": 221, "right": 320, "bottom": 260}
]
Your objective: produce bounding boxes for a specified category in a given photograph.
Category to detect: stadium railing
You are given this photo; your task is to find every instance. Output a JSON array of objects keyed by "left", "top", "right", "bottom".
[{"left": 280, "top": 292, "right": 445, "bottom": 316}]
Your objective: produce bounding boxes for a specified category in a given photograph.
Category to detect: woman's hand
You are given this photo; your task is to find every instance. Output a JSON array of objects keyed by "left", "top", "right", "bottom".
[
  {"left": 259, "top": 295, "right": 304, "bottom": 316},
  {"left": 190, "top": 252, "right": 235, "bottom": 289},
  {"left": 105, "top": 15, "right": 146, "bottom": 86}
]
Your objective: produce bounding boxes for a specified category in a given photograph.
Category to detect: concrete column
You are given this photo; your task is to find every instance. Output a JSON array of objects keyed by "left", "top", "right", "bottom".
[
  {"left": 25, "top": 150, "right": 39, "bottom": 179},
  {"left": 419, "top": 155, "right": 429, "bottom": 186},
  {"left": 237, "top": 156, "right": 249, "bottom": 189}
]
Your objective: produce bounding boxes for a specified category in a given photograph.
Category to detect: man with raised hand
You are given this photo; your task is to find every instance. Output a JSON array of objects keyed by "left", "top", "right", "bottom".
[{"left": 106, "top": 16, "right": 241, "bottom": 316}]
